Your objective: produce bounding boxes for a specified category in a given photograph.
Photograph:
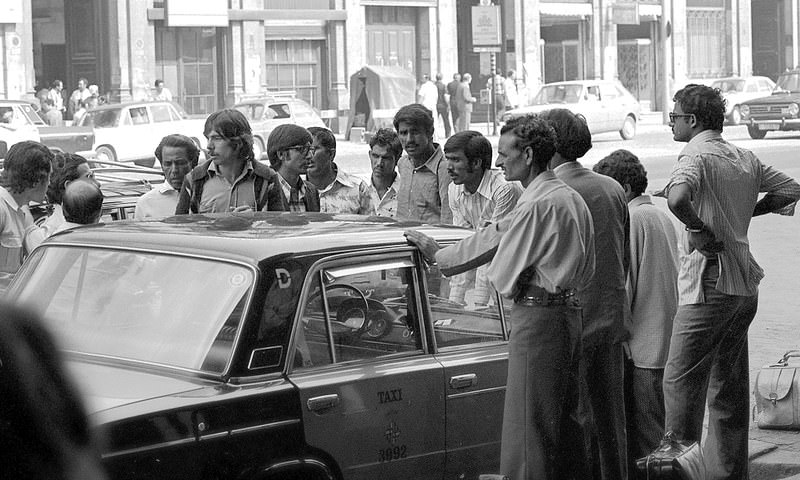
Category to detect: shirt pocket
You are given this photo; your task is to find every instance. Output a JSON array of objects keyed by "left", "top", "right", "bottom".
[{"left": 0, "top": 232, "right": 23, "bottom": 274}]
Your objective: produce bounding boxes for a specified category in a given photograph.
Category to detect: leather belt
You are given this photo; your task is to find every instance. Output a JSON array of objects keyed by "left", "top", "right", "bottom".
[{"left": 514, "top": 285, "right": 579, "bottom": 307}]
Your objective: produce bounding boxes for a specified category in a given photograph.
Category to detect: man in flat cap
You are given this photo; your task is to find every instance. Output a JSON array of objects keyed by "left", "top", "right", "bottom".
[{"left": 265, "top": 124, "right": 320, "bottom": 212}]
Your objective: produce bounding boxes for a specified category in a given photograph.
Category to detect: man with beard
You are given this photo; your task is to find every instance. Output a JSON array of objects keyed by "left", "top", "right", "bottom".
[
  {"left": 176, "top": 109, "right": 276, "bottom": 214},
  {"left": 394, "top": 103, "right": 452, "bottom": 223},
  {"left": 136, "top": 134, "right": 199, "bottom": 219},
  {"left": 444, "top": 130, "right": 521, "bottom": 305}
]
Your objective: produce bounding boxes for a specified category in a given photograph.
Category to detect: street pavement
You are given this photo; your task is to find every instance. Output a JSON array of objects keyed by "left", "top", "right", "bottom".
[{"left": 333, "top": 111, "right": 800, "bottom": 479}]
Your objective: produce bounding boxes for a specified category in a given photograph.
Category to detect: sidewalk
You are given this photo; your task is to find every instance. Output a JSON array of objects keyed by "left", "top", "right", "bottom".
[{"left": 747, "top": 427, "right": 800, "bottom": 479}]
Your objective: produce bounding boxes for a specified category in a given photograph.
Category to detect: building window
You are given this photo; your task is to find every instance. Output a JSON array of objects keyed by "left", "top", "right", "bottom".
[
  {"left": 687, "top": 9, "right": 728, "bottom": 77},
  {"left": 265, "top": 40, "right": 322, "bottom": 108},
  {"left": 155, "top": 26, "right": 218, "bottom": 115}
]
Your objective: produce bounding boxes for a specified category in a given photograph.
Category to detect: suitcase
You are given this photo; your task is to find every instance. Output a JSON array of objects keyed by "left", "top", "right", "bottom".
[{"left": 753, "top": 350, "right": 800, "bottom": 430}]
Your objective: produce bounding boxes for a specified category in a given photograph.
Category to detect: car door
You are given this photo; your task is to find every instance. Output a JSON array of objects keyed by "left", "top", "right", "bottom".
[
  {"left": 289, "top": 251, "right": 446, "bottom": 480},
  {"left": 423, "top": 261, "right": 509, "bottom": 479},
  {"left": 123, "top": 105, "right": 152, "bottom": 161},
  {"left": 599, "top": 82, "right": 626, "bottom": 132},
  {"left": 579, "top": 83, "right": 607, "bottom": 133}
]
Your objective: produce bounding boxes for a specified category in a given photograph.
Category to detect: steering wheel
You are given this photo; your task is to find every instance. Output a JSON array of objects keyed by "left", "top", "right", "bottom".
[{"left": 306, "top": 284, "right": 370, "bottom": 339}]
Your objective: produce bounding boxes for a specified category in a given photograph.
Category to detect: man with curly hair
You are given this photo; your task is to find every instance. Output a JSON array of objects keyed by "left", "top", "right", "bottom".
[
  {"left": 661, "top": 84, "right": 800, "bottom": 478},
  {"left": 405, "top": 114, "right": 594, "bottom": 480},
  {"left": 593, "top": 149, "right": 679, "bottom": 474},
  {"left": 0, "top": 141, "right": 52, "bottom": 290}
]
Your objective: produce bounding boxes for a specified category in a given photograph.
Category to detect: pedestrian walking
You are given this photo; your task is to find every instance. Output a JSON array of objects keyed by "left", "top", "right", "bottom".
[
  {"left": 660, "top": 84, "right": 800, "bottom": 479},
  {"left": 447, "top": 73, "right": 461, "bottom": 132},
  {"left": 542, "top": 108, "right": 630, "bottom": 480},
  {"left": 435, "top": 73, "right": 452, "bottom": 138},
  {"left": 593, "top": 149, "right": 679, "bottom": 475},
  {"left": 455, "top": 74, "right": 476, "bottom": 133},
  {"left": 405, "top": 114, "right": 594, "bottom": 480}
]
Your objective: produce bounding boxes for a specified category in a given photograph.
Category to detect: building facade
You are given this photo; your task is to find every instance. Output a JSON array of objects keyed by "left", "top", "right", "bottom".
[{"left": 0, "top": 0, "right": 780, "bottom": 128}]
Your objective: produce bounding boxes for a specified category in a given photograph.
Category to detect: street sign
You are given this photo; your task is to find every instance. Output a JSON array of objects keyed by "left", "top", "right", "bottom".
[{"left": 472, "top": 5, "right": 502, "bottom": 47}]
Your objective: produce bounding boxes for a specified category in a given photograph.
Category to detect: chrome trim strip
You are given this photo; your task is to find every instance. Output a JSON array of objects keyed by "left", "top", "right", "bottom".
[
  {"left": 229, "top": 418, "right": 300, "bottom": 435},
  {"left": 447, "top": 385, "right": 506, "bottom": 400},
  {"left": 101, "top": 436, "right": 196, "bottom": 459}
]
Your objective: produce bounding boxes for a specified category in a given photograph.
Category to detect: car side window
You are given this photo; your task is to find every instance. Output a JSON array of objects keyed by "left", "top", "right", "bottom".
[
  {"left": 295, "top": 256, "right": 423, "bottom": 369},
  {"left": 424, "top": 263, "right": 508, "bottom": 348},
  {"left": 269, "top": 104, "right": 291, "bottom": 119},
  {"left": 585, "top": 85, "right": 600, "bottom": 101},
  {"left": 745, "top": 81, "right": 759, "bottom": 93},
  {"left": 130, "top": 106, "right": 149, "bottom": 125},
  {"left": 293, "top": 102, "right": 314, "bottom": 118},
  {"left": 151, "top": 105, "right": 172, "bottom": 123}
]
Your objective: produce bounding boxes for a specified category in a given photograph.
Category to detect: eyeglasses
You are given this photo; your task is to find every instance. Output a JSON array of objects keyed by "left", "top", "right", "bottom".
[
  {"left": 285, "top": 143, "right": 312, "bottom": 155},
  {"left": 668, "top": 113, "right": 695, "bottom": 123}
]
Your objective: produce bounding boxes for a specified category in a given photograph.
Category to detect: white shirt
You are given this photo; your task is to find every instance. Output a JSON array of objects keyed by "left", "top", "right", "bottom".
[
  {"left": 369, "top": 174, "right": 401, "bottom": 218},
  {"left": 135, "top": 183, "right": 180, "bottom": 219}
]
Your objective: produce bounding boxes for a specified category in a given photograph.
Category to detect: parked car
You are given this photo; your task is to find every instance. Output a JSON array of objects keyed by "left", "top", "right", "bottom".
[
  {"left": 233, "top": 95, "right": 326, "bottom": 160},
  {"left": 503, "top": 80, "right": 641, "bottom": 140},
  {"left": 76, "top": 100, "right": 207, "bottom": 166},
  {"left": 8, "top": 213, "right": 509, "bottom": 480},
  {"left": 0, "top": 99, "right": 94, "bottom": 163},
  {"left": 709, "top": 76, "right": 776, "bottom": 124},
  {"left": 740, "top": 69, "right": 800, "bottom": 138}
]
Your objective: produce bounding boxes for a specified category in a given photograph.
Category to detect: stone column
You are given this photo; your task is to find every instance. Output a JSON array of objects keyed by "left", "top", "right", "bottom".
[
  {"left": 672, "top": 0, "right": 688, "bottom": 85},
  {"left": 328, "top": 0, "right": 349, "bottom": 133},
  {"left": 522, "top": 0, "right": 543, "bottom": 96},
  {"left": 0, "top": 0, "right": 35, "bottom": 99},
  {"left": 126, "top": 0, "right": 155, "bottom": 102},
  {"left": 439, "top": 0, "right": 458, "bottom": 79}
]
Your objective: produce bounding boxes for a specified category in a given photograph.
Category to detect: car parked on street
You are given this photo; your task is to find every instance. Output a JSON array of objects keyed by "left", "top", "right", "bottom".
[
  {"left": 233, "top": 94, "right": 326, "bottom": 160},
  {"left": 76, "top": 100, "right": 206, "bottom": 166},
  {"left": 709, "top": 76, "right": 776, "bottom": 125},
  {"left": 8, "top": 213, "right": 509, "bottom": 480},
  {"left": 502, "top": 79, "right": 641, "bottom": 140},
  {"left": 740, "top": 69, "right": 800, "bottom": 138}
]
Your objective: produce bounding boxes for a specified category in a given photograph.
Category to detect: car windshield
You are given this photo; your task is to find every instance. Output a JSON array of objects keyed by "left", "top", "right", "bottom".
[
  {"left": 10, "top": 246, "right": 254, "bottom": 373},
  {"left": 81, "top": 108, "right": 120, "bottom": 128},
  {"left": 711, "top": 79, "right": 745, "bottom": 93},
  {"left": 775, "top": 73, "right": 800, "bottom": 92},
  {"left": 532, "top": 84, "right": 583, "bottom": 104}
]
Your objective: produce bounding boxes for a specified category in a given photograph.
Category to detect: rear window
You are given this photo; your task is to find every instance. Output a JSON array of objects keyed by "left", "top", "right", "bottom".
[{"left": 82, "top": 109, "right": 121, "bottom": 128}]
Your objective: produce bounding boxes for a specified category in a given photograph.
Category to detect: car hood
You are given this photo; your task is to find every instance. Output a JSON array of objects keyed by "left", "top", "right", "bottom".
[
  {"left": 742, "top": 92, "right": 800, "bottom": 105},
  {"left": 67, "top": 358, "right": 210, "bottom": 414}
]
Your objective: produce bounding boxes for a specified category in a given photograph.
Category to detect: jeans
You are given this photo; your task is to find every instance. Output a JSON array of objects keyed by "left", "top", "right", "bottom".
[
  {"left": 624, "top": 360, "right": 665, "bottom": 478},
  {"left": 663, "top": 261, "right": 758, "bottom": 480}
]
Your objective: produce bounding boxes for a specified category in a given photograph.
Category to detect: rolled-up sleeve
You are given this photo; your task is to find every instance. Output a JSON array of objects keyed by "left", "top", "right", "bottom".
[
  {"left": 760, "top": 163, "right": 800, "bottom": 215},
  {"left": 663, "top": 154, "right": 701, "bottom": 198}
]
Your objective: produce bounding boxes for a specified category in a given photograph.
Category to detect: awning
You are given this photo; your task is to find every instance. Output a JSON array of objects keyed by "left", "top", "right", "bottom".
[
  {"left": 539, "top": 2, "right": 593, "bottom": 17},
  {"left": 639, "top": 4, "right": 662, "bottom": 18}
]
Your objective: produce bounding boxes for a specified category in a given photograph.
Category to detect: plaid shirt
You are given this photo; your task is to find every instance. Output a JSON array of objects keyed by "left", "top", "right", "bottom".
[{"left": 277, "top": 174, "right": 307, "bottom": 213}]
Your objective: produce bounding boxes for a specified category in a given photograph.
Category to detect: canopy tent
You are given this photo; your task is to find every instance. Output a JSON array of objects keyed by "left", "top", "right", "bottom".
[{"left": 346, "top": 65, "right": 416, "bottom": 139}]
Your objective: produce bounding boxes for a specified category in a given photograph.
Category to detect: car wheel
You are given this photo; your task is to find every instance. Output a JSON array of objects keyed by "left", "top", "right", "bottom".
[
  {"left": 731, "top": 106, "right": 742, "bottom": 125},
  {"left": 95, "top": 145, "right": 117, "bottom": 164},
  {"left": 619, "top": 115, "right": 636, "bottom": 140},
  {"left": 253, "top": 137, "right": 264, "bottom": 161},
  {"left": 747, "top": 125, "right": 767, "bottom": 139}
]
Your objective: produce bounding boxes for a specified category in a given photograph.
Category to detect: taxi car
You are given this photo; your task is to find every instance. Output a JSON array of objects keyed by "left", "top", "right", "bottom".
[
  {"left": 7, "top": 213, "right": 510, "bottom": 480},
  {"left": 740, "top": 69, "right": 800, "bottom": 139},
  {"left": 76, "top": 101, "right": 207, "bottom": 166},
  {"left": 233, "top": 95, "right": 326, "bottom": 161},
  {"left": 502, "top": 79, "right": 641, "bottom": 139},
  {"left": 709, "top": 76, "right": 775, "bottom": 124}
]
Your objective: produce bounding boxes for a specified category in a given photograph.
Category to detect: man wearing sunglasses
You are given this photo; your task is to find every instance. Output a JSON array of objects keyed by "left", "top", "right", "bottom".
[
  {"left": 265, "top": 124, "right": 320, "bottom": 212},
  {"left": 660, "top": 84, "right": 800, "bottom": 479}
]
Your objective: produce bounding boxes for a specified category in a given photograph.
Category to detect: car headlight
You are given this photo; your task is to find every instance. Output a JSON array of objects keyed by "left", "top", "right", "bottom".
[
  {"left": 790, "top": 103, "right": 800, "bottom": 116},
  {"left": 740, "top": 105, "right": 750, "bottom": 118}
]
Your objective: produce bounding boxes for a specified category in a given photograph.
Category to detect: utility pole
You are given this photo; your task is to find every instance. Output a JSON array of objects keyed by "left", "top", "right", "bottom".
[
  {"left": 661, "top": 0, "right": 673, "bottom": 124},
  {"left": 490, "top": 52, "right": 498, "bottom": 135}
]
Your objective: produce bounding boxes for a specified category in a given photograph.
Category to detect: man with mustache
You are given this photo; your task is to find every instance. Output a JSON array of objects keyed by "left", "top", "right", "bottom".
[
  {"left": 136, "top": 134, "right": 199, "bottom": 219},
  {"left": 367, "top": 128, "right": 403, "bottom": 218},
  {"left": 444, "top": 130, "right": 521, "bottom": 305},
  {"left": 394, "top": 103, "right": 452, "bottom": 224},
  {"left": 176, "top": 109, "right": 276, "bottom": 214}
]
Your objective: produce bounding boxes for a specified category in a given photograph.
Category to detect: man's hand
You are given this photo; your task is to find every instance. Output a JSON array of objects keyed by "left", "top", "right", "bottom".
[
  {"left": 688, "top": 227, "right": 724, "bottom": 257},
  {"left": 230, "top": 205, "right": 254, "bottom": 213},
  {"left": 404, "top": 230, "right": 441, "bottom": 264}
]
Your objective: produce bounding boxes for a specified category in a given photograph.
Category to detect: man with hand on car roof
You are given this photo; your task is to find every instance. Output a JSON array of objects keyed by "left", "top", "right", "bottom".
[
  {"left": 136, "top": 134, "right": 199, "bottom": 219},
  {"left": 176, "top": 109, "right": 276, "bottom": 214}
]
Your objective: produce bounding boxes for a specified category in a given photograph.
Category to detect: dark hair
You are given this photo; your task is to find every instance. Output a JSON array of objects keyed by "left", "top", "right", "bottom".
[
  {"left": 592, "top": 149, "right": 648, "bottom": 197},
  {"left": 154, "top": 134, "right": 200, "bottom": 168},
  {"left": 393, "top": 103, "right": 435, "bottom": 137},
  {"left": 673, "top": 83, "right": 725, "bottom": 132},
  {"left": 62, "top": 180, "right": 104, "bottom": 225},
  {"left": 308, "top": 127, "right": 336, "bottom": 154},
  {"left": 155, "top": 79, "right": 164, "bottom": 88},
  {"left": 369, "top": 128, "right": 403, "bottom": 160},
  {"left": 203, "top": 109, "right": 254, "bottom": 163},
  {"left": 0, "top": 303, "right": 106, "bottom": 480},
  {"left": 267, "top": 124, "right": 312, "bottom": 170},
  {"left": 444, "top": 130, "right": 493, "bottom": 171},
  {"left": 51, "top": 79, "right": 62, "bottom": 89},
  {"left": 500, "top": 114, "right": 558, "bottom": 171},
  {"left": 538, "top": 108, "right": 592, "bottom": 160},
  {"left": 47, "top": 152, "right": 89, "bottom": 204},
  {"left": 1, "top": 141, "right": 53, "bottom": 194},
  {"left": 78, "top": 77, "right": 88, "bottom": 86},
  {"left": 43, "top": 98, "right": 55, "bottom": 107}
]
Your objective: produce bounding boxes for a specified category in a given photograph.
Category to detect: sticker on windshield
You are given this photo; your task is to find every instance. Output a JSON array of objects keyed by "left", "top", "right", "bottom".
[
  {"left": 230, "top": 273, "right": 246, "bottom": 286},
  {"left": 275, "top": 268, "right": 292, "bottom": 289}
]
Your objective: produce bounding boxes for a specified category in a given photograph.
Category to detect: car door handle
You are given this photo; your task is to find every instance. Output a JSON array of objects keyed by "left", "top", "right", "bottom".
[
  {"left": 449, "top": 374, "right": 477, "bottom": 390},
  {"left": 307, "top": 394, "right": 340, "bottom": 412}
]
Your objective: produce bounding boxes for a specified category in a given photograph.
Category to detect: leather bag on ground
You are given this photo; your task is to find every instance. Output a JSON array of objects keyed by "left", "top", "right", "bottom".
[
  {"left": 635, "top": 431, "right": 706, "bottom": 480},
  {"left": 754, "top": 350, "right": 800, "bottom": 429}
]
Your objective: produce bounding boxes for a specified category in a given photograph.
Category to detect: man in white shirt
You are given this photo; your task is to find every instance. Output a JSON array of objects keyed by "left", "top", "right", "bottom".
[
  {"left": 367, "top": 128, "right": 403, "bottom": 218},
  {"left": 135, "top": 134, "right": 199, "bottom": 219},
  {"left": 152, "top": 79, "right": 173, "bottom": 102},
  {"left": 445, "top": 130, "right": 522, "bottom": 305}
]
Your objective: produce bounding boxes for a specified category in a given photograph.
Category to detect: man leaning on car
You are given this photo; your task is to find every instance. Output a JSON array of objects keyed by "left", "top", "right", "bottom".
[{"left": 175, "top": 109, "right": 276, "bottom": 214}]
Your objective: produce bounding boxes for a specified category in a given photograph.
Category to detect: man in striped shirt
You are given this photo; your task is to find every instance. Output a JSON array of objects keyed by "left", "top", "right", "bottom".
[{"left": 661, "top": 84, "right": 800, "bottom": 479}]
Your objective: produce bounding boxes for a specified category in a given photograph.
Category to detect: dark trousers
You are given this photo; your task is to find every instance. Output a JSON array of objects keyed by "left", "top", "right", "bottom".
[
  {"left": 663, "top": 261, "right": 757, "bottom": 480},
  {"left": 450, "top": 103, "right": 460, "bottom": 132},
  {"left": 500, "top": 303, "right": 588, "bottom": 480},
  {"left": 624, "top": 359, "right": 666, "bottom": 479},
  {"left": 582, "top": 342, "right": 628, "bottom": 480},
  {"left": 437, "top": 106, "right": 452, "bottom": 138}
]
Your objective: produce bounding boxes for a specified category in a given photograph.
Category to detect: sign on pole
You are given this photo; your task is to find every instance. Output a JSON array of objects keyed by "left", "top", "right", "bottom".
[{"left": 471, "top": 5, "right": 501, "bottom": 50}]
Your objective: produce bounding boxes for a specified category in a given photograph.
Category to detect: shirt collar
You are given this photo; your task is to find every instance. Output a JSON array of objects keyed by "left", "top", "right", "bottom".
[
  {"left": 207, "top": 160, "right": 254, "bottom": 178},
  {"left": 454, "top": 169, "right": 494, "bottom": 201},
  {"left": 680, "top": 129, "right": 723, "bottom": 157},
  {"left": 413, "top": 144, "right": 443, "bottom": 172},
  {"left": 157, "top": 182, "right": 176, "bottom": 194},
  {"left": 277, "top": 172, "right": 306, "bottom": 193},
  {"left": 0, "top": 187, "right": 22, "bottom": 212},
  {"left": 552, "top": 161, "right": 583, "bottom": 174},
  {"left": 628, "top": 194, "right": 653, "bottom": 208}
]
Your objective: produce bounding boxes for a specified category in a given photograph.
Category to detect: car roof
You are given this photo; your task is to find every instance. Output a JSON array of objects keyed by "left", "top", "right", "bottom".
[
  {"left": 0, "top": 100, "right": 37, "bottom": 106},
  {"left": 44, "top": 213, "right": 470, "bottom": 264},
  {"left": 87, "top": 100, "right": 176, "bottom": 112}
]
